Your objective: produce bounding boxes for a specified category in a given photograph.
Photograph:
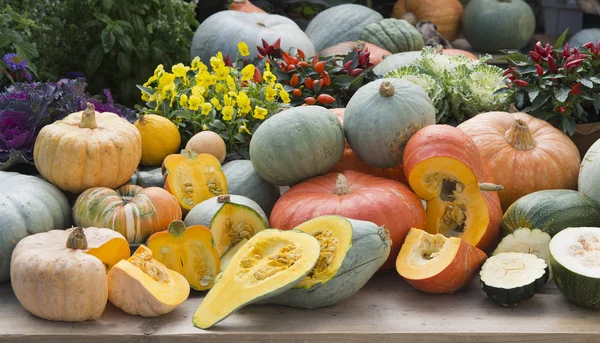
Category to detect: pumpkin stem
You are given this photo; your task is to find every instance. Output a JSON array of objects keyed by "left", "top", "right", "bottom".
[
  {"left": 168, "top": 220, "right": 187, "bottom": 236},
  {"left": 137, "top": 114, "right": 147, "bottom": 125},
  {"left": 379, "top": 81, "right": 395, "bottom": 97},
  {"left": 378, "top": 225, "right": 392, "bottom": 247},
  {"left": 505, "top": 119, "right": 536, "bottom": 151},
  {"left": 479, "top": 183, "right": 504, "bottom": 192},
  {"left": 217, "top": 194, "right": 231, "bottom": 203},
  {"left": 79, "top": 102, "right": 98, "bottom": 129},
  {"left": 333, "top": 174, "right": 353, "bottom": 196},
  {"left": 66, "top": 227, "right": 88, "bottom": 250}
]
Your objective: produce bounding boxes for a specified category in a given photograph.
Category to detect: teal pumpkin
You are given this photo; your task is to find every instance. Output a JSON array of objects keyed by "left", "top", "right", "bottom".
[
  {"left": 360, "top": 19, "right": 424, "bottom": 54},
  {"left": 578, "top": 138, "right": 600, "bottom": 208},
  {"left": 222, "top": 160, "right": 280, "bottom": 217},
  {"left": 373, "top": 51, "right": 421, "bottom": 76},
  {"left": 0, "top": 172, "right": 71, "bottom": 281},
  {"left": 126, "top": 167, "right": 164, "bottom": 188},
  {"left": 305, "top": 4, "right": 383, "bottom": 52},
  {"left": 249, "top": 106, "right": 345, "bottom": 186},
  {"left": 462, "top": 0, "right": 535, "bottom": 53},
  {"left": 569, "top": 28, "right": 600, "bottom": 48},
  {"left": 344, "top": 78, "right": 435, "bottom": 168}
]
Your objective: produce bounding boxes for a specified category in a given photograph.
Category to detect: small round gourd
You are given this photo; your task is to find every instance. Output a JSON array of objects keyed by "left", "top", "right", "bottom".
[
  {"left": 185, "top": 131, "right": 227, "bottom": 164},
  {"left": 134, "top": 114, "right": 181, "bottom": 166},
  {"left": 360, "top": 18, "right": 424, "bottom": 54}
]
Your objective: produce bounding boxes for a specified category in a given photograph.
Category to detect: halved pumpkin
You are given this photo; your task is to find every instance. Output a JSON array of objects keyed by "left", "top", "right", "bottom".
[
  {"left": 163, "top": 150, "right": 227, "bottom": 212},
  {"left": 265, "top": 215, "right": 391, "bottom": 308},
  {"left": 220, "top": 238, "right": 248, "bottom": 272},
  {"left": 107, "top": 245, "right": 190, "bottom": 317},
  {"left": 193, "top": 229, "right": 320, "bottom": 329},
  {"left": 147, "top": 220, "right": 220, "bottom": 291},
  {"left": 396, "top": 228, "right": 487, "bottom": 294},
  {"left": 403, "top": 125, "right": 503, "bottom": 252}
]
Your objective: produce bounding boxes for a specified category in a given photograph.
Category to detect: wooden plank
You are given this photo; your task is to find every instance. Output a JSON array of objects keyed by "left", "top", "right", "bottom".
[{"left": 1, "top": 271, "right": 599, "bottom": 342}]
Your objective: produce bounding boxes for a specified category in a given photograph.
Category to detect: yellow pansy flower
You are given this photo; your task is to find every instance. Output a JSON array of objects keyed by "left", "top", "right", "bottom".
[
  {"left": 211, "top": 98, "right": 222, "bottom": 111},
  {"left": 215, "top": 83, "right": 227, "bottom": 94},
  {"left": 188, "top": 95, "right": 203, "bottom": 111},
  {"left": 215, "top": 66, "right": 230, "bottom": 80},
  {"left": 263, "top": 70, "right": 276, "bottom": 85},
  {"left": 237, "top": 91, "right": 250, "bottom": 109},
  {"left": 143, "top": 75, "right": 158, "bottom": 87},
  {"left": 223, "top": 94, "right": 236, "bottom": 107},
  {"left": 191, "top": 57, "right": 208, "bottom": 72},
  {"left": 179, "top": 94, "right": 189, "bottom": 107},
  {"left": 265, "top": 61, "right": 271, "bottom": 72},
  {"left": 241, "top": 64, "right": 255, "bottom": 81},
  {"left": 275, "top": 83, "right": 285, "bottom": 91},
  {"left": 201, "top": 102, "right": 212, "bottom": 115},
  {"left": 158, "top": 72, "right": 175, "bottom": 93},
  {"left": 191, "top": 85, "right": 205, "bottom": 97},
  {"left": 196, "top": 71, "right": 215, "bottom": 88},
  {"left": 172, "top": 63, "right": 190, "bottom": 78},
  {"left": 141, "top": 92, "right": 149, "bottom": 101},
  {"left": 161, "top": 83, "right": 175, "bottom": 100},
  {"left": 238, "top": 41, "right": 250, "bottom": 57},
  {"left": 210, "top": 52, "right": 225, "bottom": 70},
  {"left": 154, "top": 64, "right": 164, "bottom": 77},
  {"left": 222, "top": 105, "right": 234, "bottom": 121},
  {"left": 202, "top": 124, "right": 209, "bottom": 130},
  {"left": 265, "top": 86, "right": 277, "bottom": 101},
  {"left": 226, "top": 75, "right": 237, "bottom": 90},
  {"left": 238, "top": 122, "right": 251, "bottom": 134},
  {"left": 253, "top": 106, "right": 268, "bottom": 120},
  {"left": 240, "top": 105, "right": 252, "bottom": 116},
  {"left": 280, "top": 90, "right": 291, "bottom": 104}
]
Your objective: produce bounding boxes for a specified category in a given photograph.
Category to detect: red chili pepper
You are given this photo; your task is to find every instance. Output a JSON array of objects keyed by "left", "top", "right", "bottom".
[
  {"left": 261, "top": 39, "right": 270, "bottom": 50},
  {"left": 506, "top": 83, "right": 513, "bottom": 89},
  {"left": 257, "top": 54, "right": 264, "bottom": 59},
  {"left": 312, "top": 79, "right": 320, "bottom": 89},
  {"left": 596, "top": 42, "right": 600, "bottom": 56},
  {"left": 343, "top": 60, "right": 353, "bottom": 70},
  {"left": 305, "top": 77, "right": 313, "bottom": 89},
  {"left": 297, "top": 49, "right": 305, "bottom": 59},
  {"left": 304, "top": 97, "right": 316, "bottom": 105},
  {"left": 583, "top": 42, "right": 595, "bottom": 51},
  {"left": 290, "top": 56, "right": 300, "bottom": 65},
  {"left": 286, "top": 64, "right": 296, "bottom": 71},
  {"left": 290, "top": 74, "right": 299, "bottom": 87},
  {"left": 571, "top": 83, "right": 581, "bottom": 95},
  {"left": 257, "top": 46, "right": 268, "bottom": 56},
  {"left": 311, "top": 53, "right": 319, "bottom": 67},
  {"left": 565, "top": 58, "right": 584, "bottom": 70},
  {"left": 509, "top": 67, "right": 521, "bottom": 79},
  {"left": 297, "top": 61, "right": 309, "bottom": 68},
  {"left": 314, "top": 61, "right": 326, "bottom": 74},
  {"left": 253, "top": 68, "right": 262, "bottom": 83},
  {"left": 514, "top": 80, "right": 529, "bottom": 87},
  {"left": 548, "top": 56, "right": 559, "bottom": 73},
  {"left": 559, "top": 106, "right": 567, "bottom": 113},
  {"left": 508, "top": 75, "right": 515, "bottom": 81},
  {"left": 317, "top": 94, "right": 336, "bottom": 104},
  {"left": 292, "top": 88, "right": 302, "bottom": 97},
  {"left": 272, "top": 38, "right": 281, "bottom": 50},
  {"left": 534, "top": 42, "right": 545, "bottom": 56},
  {"left": 573, "top": 47, "right": 580, "bottom": 60},
  {"left": 502, "top": 68, "right": 512, "bottom": 76},
  {"left": 535, "top": 64, "right": 543, "bottom": 76},
  {"left": 350, "top": 68, "right": 364, "bottom": 77},
  {"left": 563, "top": 43, "right": 571, "bottom": 58},
  {"left": 545, "top": 43, "right": 553, "bottom": 55},
  {"left": 529, "top": 51, "right": 542, "bottom": 63}
]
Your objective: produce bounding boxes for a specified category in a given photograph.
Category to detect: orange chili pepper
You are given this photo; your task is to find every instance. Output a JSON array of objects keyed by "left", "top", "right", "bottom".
[
  {"left": 312, "top": 53, "right": 319, "bottom": 67},
  {"left": 317, "top": 94, "right": 335, "bottom": 104},
  {"left": 292, "top": 88, "right": 302, "bottom": 97},
  {"left": 297, "top": 49, "right": 305, "bottom": 59},
  {"left": 290, "top": 74, "right": 299, "bottom": 87},
  {"left": 314, "top": 61, "right": 325, "bottom": 74},
  {"left": 305, "top": 97, "right": 316, "bottom": 105},
  {"left": 297, "top": 61, "right": 309, "bottom": 68},
  {"left": 305, "top": 77, "right": 313, "bottom": 89}
]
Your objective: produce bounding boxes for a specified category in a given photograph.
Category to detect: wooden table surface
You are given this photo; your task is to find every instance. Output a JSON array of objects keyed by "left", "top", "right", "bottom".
[{"left": 1, "top": 271, "right": 599, "bottom": 343}]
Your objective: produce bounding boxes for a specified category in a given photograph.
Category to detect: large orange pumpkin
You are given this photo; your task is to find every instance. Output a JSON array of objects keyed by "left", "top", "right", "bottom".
[
  {"left": 328, "top": 108, "right": 407, "bottom": 184},
  {"left": 403, "top": 125, "right": 502, "bottom": 253},
  {"left": 457, "top": 111, "right": 581, "bottom": 211},
  {"left": 269, "top": 170, "right": 426, "bottom": 270},
  {"left": 392, "top": 0, "right": 464, "bottom": 42},
  {"left": 320, "top": 41, "right": 392, "bottom": 66}
]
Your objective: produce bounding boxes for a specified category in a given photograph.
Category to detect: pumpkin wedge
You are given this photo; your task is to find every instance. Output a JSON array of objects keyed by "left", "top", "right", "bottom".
[
  {"left": 108, "top": 245, "right": 190, "bottom": 317},
  {"left": 403, "top": 125, "right": 503, "bottom": 252},
  {"left": 193, "top": 229, "right": 320, "bottom": 329},
  {"left": 396, "top": 228, "right": 487, "bottom": 294},
  {"left": 163, "top": 150, "right": 227, "bottom": 212},
  {"left": 147, "top": 220, "right": 220, "bottom": 290},
  {"left": 265, "top": 215, "right": 391, "bottom": 308}
]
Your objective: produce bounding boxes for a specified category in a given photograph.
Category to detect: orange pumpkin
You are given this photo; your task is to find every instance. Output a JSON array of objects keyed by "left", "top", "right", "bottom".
[
  {"left": 270, "top": 170, "right": 426, "bottom": 270},
  {"left": 403, "top": 125, "right": 502, "bottom": 253},
  {"left": 320, "top": 41, "right": 392, "bottom": 66},
  {"left": 229, "top": 0, "right": 265, "bottom": 13},
  {"left": 457, "top": 111, "right": 581, "bottom": 211},
  {"left": 392, "top": 0, "right": 464, "bottom": 42},
  {"left": 328, "top": 108, "right": 407, "bottom": 184}
]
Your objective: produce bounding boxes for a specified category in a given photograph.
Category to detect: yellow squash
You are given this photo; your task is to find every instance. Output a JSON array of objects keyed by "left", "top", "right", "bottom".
[{"left": 134, "top": 114, "right": 181, "bottom": 166}]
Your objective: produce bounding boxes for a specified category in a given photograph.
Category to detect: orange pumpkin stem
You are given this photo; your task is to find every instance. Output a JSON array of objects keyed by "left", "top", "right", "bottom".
[
  {"left": 79, "top": 102, "right": 98, "bottom": 129},
  {"left": 333, "top": 174, "right": 354, "bottom": 195},
  {"left": 168, "top": 220, "right": 187, "bottom": 236},
  {"left": 217, "top": 194, "right": 231, "bottom": 203},
  {"left": 479, "top": 183, "right": 504, "bottom": 192},
  {"left": 505, "top": 119, "right": 536, "bottom": 151},
  {"left": 66, "top": 227, "right": 88, "bottom": 250},
  {"left": 379, "top": 82, "right": 395, "bottom": 97}
]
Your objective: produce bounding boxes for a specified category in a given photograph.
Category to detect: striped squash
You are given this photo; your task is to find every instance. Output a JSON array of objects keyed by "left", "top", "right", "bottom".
[
  {"left": 73, "top": 185, "right": 182, "bottom": 244},
  {"left": 360, "top": 19, "right": 424, "bottom": 54}
]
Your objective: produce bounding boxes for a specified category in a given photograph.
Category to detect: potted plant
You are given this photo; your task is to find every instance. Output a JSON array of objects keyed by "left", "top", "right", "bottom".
[{"left": 500, "top": 29, "right": 600, "bottom": 157}]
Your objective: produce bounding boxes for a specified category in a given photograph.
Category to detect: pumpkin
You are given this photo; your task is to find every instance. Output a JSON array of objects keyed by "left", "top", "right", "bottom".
[
  {"left": 162, "top": 150, "right": 227, "bottom": 212},
  {"left": 249, "top": 105, "right": 345, "bottom": 186},
  {"left": 328, "top": 108, "right": 407, "bottom": 184},
  {"left": 305, "top": 4, "right": 384, "bottom": 52},
  {"left": 185, "top": 131, "right": 227, "bottom": 164},
  {"left": 33, "top": 102, "right": 142, "bottom": 194},
  {"left": 344, "top": 78, "right": 435, "bottom": 168},
  {"left": 134, "top": 114, "right": 181, "bottom": 166},
  {"left": 270, "top": 171, "right": 426, "bottom": 270},
  {"left": 263, "top": 216, "right": 391, "bottom": 308},
  {"left": 403, "top": 125, "right": 503, "bottom": 253},
  {"left": 462, "top": 0, "right": 535, "bottom": 53},
  {"left": 360, "top": 19, "right": 424, "bottom": 54},
  {"left": 127, "top": 167, "right": 164, "bottom": 188},
  {"left": 442, "top": 49, "right": 478, "bottom": 60},
  {"left": 108, "top": 245, "right": 190, "bottom": 317},
  {"left": 191, "top": 11, "right": 315, "bottom": 65},
  {"left": 73, "top": 184, "right": 182, "bottom": 244},
  {"left": 222, "top": 160, "right": 280, "bottom": 216},
  {"left": 320, "top": 41, "right": 391, "bottom": 66},
  {"left": 0, "top": 171, "right": 71, "bottom": 282},
  {"left": 193, "top": 229, "right": 321, "bottom": 329},
  {"left": 396, "top": 228, "right": 487, "bottom": 294},
  {"left": 219, "top": 238, "right": 248, "bottom": 272},
  {"left": 229, "top": 0, "right": 265, "bottom": 13},
  {"left": 457, "top": 111, "right": 580, "bottom": 211},
  {"left": 392, "top": 0, "right": 464, "bottom": 42},
  {"left": 185, "top": 194, "right": 268, "bottom": 256},
  {"left": 373, "top": 51, "right": 422, "bottom": 76},
  {"left": 579, "top": 138, "right": 600, "bottom": 208},
  {"left": 569, "top": 28, "right": 600, "bottom": 48},
  {"left": 11, "top": 227, "right": 130, "bottom": 322},
  {"left": 147, "top": 220, "right": 220, "bottom": 290}
]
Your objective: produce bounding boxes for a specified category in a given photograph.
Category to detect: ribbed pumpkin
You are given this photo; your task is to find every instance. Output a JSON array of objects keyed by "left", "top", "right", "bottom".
[
  {"left": 73, "top": 185, "right": 182, "bottom": 244},
  {"left": 222, "top": 160, "right": 281, "bottom": 216},
  {"left": 328, "top": 108, "right": 406, "bottom": 184},
  {"left": 127, "top": 167, "right": 164, "bottom": 188},
  {"left": 360, "top": 19, "right": 424, "bottom": 54},
  {"left": 249, "top": 106, "right": 345, "bottom": 186},
  {"left": 320, "top": 41, "right": 391, "bottom": 66},
  {"left": 392, "top": 0, "right": 464, "bottom": 42},
  {"left": 373, "top": 51, "right": 421, "bottom": 76},
  {"left": 33, "top": 102, "right": 142, "bottom": 194},
  {"left": 569, "top": 28, "right": 600, "bottom": 48},
  {"left": 305, "top": 4, "right": 383, "bottom": 52},
  {"left": 344, "top": 78, "right": 435, "bottom": 168},
  {"left": 134, "top": 114, "right": 181, "bottom": 166},
  {"left": 457, "top": 111, "right": 580, "bottom": 211},
  {"left": 270, "top": 170, "right": 426, "bottom": 270},
  {"left": 579, "top": 138, "right": 600, "bottom": 208}
]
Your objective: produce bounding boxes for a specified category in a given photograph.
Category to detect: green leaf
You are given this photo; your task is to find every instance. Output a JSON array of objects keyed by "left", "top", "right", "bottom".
[
  {"left": 554, "top": 86, "right": 570, "bottom": 102},
  {"left": 554, "top": 28, "right": 569, "bottom": 49},
  {"left": 101, "top": 28, "right": 116, "bottom": 53},
  {"left": 211, "top": 120, "right": 227, "bottom": 130},
  {"left": 531, "top": 92, "right": 552, "bottom": 111},
  {"left": 579, "top": 78, "right": 594, "bottom": 88},
  {"left": 118, "top": 34, "right": 133, "bottom": 55},
  {"left": 85, "top": 45, "right": 105, "bottom": 76},
  {"left": 516, "top": 91, "right": 525, "bottom": 108},
  {"left": 117, "top": 52, "right": 131, "bottom": 74},
  {"left": 136, "top": 85, "right": 155, "bottom": 95},
  {"left": 14, "top": 41, "right": 38, "bottom": 60},
  {"left": 590, "top": 76, "right": 600, "bottom": 84},
  {"left": 528, "top": 89, "right": 540, "bottom": 102},
  {"left": 561, "top": 115, "right": 576, "bottom": 136},
  {"left": 102, "top": 0, "right": 113, "bottom": 10}
]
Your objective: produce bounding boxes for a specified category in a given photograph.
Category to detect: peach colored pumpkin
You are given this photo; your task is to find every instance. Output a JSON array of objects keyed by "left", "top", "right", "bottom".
[{"left": 321, "top": 41, "right": 392, "bottom": 66}]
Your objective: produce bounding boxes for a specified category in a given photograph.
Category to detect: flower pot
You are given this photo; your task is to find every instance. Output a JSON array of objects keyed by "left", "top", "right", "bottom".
[{"left": 571, "top": 122, "right": 600, "bottom": 158}]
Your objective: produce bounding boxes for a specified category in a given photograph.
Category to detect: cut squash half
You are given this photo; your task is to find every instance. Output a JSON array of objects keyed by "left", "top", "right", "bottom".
[
  {"left": 193, "top": 229, "right": 320, "bottom": 329},
  {"left": 220, "top": 238, "right": 248, "bottom": 272},
  {"left": 147, "top": 220, "right": 220, "bottom": 290},
  {"left": 396, "top": 228, "right": 487, "bottom": 294},
  {"left": 108, "top": 245, "right": 190, "bottom": 317}
]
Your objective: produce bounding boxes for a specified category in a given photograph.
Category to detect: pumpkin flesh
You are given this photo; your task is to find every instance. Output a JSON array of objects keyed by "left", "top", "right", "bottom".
[
  {"left": 220, "top": 238, "right": 248, "bottom": 272},
  {"left": 210, "top": 200, "right": 268, "bottom": 256}
]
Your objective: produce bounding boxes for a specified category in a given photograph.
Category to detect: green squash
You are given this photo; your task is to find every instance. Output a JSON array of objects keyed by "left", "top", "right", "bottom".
[
  {"left": 126, "top": 167, "right": 163, "bottom": 188},
  {"left": 262, "top": 216, "right": 391, "bottom": 309},
  {"left": 579, "top": 138, "right": 600, "bottom": 208},
  {"left": 305, "top": 4, "right": 383, "bottom": 52},
  {"left": 0, "top": 172, "right": 71, "bottom": 282},
  {"left": 502, "top": 190, "right": 600, "bottom": 237},
  {"left": 222, "top": 160, "right": 280, "bottom": 217},
  {"left": 550, "top": 227, "right": 600, "bottom": 309},
  {"left": 462, "top": 0, "right": 535, "bottom": 53},
  {"left": 344, "top": 78, "right": 435, "bottom": 168},
  {"left": 569, "top": 28, "right": 600, "bottom": 48},
  {"left": 360, "top": 19, "right": 424, "bottom": 54},
  {"left": 249, "top": 106, "right": 345, "bottom": 186},
  {"left": 373, "top": 51, "right": 421, "bottom": 76}
]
